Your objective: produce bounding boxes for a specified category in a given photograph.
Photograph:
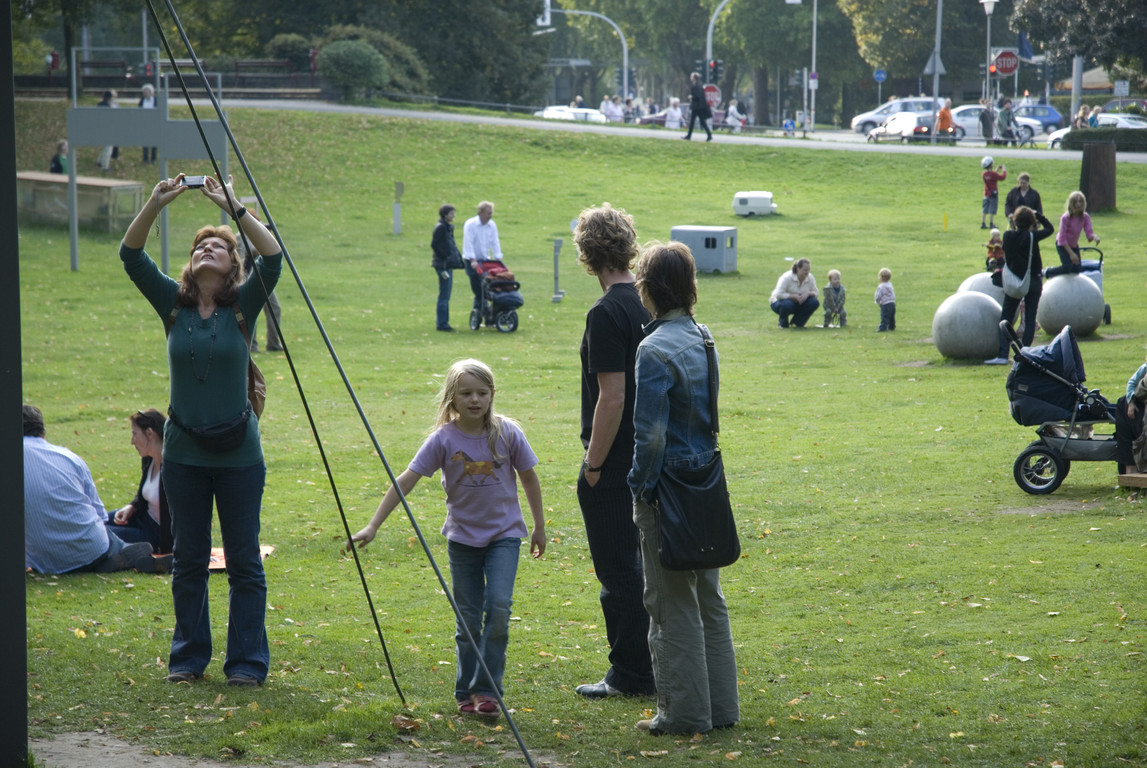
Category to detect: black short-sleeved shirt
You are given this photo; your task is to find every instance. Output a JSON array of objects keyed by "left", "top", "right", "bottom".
[{"left": 580, "top": 282, "right": 650, "bottom": 468}]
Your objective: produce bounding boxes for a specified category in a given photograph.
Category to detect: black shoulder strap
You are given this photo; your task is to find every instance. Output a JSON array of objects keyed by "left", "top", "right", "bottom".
[
  {"left": 696, "top": 322, "right": 719, "bottom": 436},
  {"left": 164, "top": 305, "right": 180, "bottom": 336}
]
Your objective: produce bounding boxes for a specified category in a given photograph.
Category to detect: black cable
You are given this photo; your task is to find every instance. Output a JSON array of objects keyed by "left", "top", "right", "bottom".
[{"left": 143, "top": 4, "right": 540, "bottom": 765}]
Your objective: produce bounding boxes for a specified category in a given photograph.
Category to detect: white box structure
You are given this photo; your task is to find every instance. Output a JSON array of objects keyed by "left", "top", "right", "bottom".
[
  {"left": 731, "top": 191, "right": 778, "bottom": 216},
  {"left": 670, "top": 225, "right": 737, "bottom": 273}
]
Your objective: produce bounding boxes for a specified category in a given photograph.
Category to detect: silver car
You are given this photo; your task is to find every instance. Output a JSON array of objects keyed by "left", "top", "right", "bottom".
[{"left": 850, "top": 97, "right": 943, "bottom": 134}]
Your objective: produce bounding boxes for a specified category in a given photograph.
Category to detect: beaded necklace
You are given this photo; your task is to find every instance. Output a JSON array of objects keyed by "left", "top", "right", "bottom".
[{"left": 187, "top": 310, "right": 219, "bottom": 382}]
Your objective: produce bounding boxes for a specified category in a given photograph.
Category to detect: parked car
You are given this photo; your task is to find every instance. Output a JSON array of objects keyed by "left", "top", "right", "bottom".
[
  {"left": 850, "top": 97, "right": 942, "bottom": 134},
  {"left": 532, "top": 106, "right": 607, "bottom": 124},
  {"left": 1012, "top": 104, "right": 1065, "bottom": 132},
  {"left": 866, "top": 112, "right": 931, "bottom": 143},
  {"left": 638, "top": 106, "right": 727, "bottom": 128},
  {"left": 1046, "top": 112, "right": 1147, "bottom": 149},
  {"left": 1101, "top": 98, "right": 1147, "bottom": 114},
  {"left": 950, "top": 104, "right": 1041, "bottom": 142}
]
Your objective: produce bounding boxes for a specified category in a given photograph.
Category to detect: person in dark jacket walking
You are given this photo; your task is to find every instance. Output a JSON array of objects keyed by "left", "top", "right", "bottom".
[
  {"left": 683, "top": 73, "right": 713, "bottom": 142},
  {"left": 432, "top": 204, "right": 463, "bottom": 331}
]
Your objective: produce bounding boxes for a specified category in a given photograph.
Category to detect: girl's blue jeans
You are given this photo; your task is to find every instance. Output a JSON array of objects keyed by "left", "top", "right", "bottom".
[{"left": 449, "top": 537, "right": 520, "bottom": 700}]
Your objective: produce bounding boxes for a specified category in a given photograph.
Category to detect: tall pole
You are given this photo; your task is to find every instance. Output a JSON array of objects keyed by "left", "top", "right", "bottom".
[
  {"left": 551, "top": 9, "right": 628, "bottom": 100},
  {"left": 929, "top": 0, "right": 943, "bottom": 144},
  {"left": 810, "top": 0, "right": 817, "bottom": 132},
  {"left": 981, "top": 0, "right": 995, "bottom": 105},
  {"left": 706, "top": 0, "right": 733, "bottom": 72}
]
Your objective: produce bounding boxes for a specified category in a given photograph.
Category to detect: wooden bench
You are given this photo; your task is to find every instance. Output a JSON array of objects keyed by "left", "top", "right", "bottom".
[
  {"left": 16, "top": 171, "right": 145, "bottom": 233},
  {"left": 234, "top": 58, "right": 295, "bottom": 86},
  {"left": 80, "top": 59, "right": 128, "bottom": 87}
]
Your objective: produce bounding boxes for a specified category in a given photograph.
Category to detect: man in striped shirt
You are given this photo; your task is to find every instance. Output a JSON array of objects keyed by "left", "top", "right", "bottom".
[{"left": 23, "top": 404, "right": 169, "bottom": 574}]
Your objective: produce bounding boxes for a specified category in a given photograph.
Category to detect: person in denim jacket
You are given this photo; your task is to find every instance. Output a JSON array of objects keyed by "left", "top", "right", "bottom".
[{"left": 628, "top": 242, "right": 739, "bottom": 736}]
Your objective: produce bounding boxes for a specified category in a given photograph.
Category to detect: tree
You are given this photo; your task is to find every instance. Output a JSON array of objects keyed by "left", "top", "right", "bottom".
[{"left": 1011, "top": 0, "right": 1147, "bottom": 76}]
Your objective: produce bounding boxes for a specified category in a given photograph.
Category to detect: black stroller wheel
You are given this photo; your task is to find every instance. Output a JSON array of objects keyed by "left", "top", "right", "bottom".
[
  {"left": 1014, "top": 445, "right": 1067, "bottom": 495},
  {"left": 1103, "top": 304, "right": 1111, "bottom": 324},
  {"left": 469, "top": 309, "right": 482, "bottom": 331},
  {"left": 495, "top": 310, "right": 519, "bottom": 333}
]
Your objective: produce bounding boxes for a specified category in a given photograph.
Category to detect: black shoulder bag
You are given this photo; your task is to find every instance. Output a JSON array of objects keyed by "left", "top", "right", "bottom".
[{"left": 654, "top": 323, "right": 741, "bottom": 571}]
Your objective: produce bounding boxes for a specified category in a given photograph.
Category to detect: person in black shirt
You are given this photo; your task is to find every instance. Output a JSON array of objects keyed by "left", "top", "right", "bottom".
[
  {"left": 683, "top": 73, "right": 713, "bottom": 142},
  {"left": 572, "top": 204, "right": 656, "bottom": 699},
  {"left": 431, "top": 204, "right": 463, "bottom": 331},
  {"left": 1004, "top": 172, "right": 1043, "bottom": 226}
]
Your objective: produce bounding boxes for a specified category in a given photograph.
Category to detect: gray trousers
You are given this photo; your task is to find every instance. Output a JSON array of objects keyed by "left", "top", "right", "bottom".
[{"left": 634, "top": 499, "right": 739, "bottom": 733}]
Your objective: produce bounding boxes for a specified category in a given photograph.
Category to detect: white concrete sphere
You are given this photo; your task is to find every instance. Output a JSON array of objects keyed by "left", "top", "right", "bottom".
[
  {"left": 1036, "top": 273, "right": 1105, "bottom": 337},
  {"left": 933, "top": 291, "right": 1003, "bottom": 359},
  {"left": 958, "top": 272, "right": 1005, "bottom": 306}
]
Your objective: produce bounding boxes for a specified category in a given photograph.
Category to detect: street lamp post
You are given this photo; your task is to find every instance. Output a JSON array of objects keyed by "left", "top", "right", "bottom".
[
  {"left": 981, "top": 0, "right": 995, "bottom": 104},
  {"left": 785, "top": 0, "right": 818, "bottom": 132}
]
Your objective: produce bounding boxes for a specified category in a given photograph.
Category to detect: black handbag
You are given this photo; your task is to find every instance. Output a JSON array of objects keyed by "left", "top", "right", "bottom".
[{"left": 653, "top": 323, "right": 740, "bottom": 571}]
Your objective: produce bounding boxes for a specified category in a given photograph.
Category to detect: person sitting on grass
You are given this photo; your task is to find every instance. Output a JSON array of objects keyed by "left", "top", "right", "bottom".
[{"left": 24, "top": 404, "right": 170, "bottom": 575}]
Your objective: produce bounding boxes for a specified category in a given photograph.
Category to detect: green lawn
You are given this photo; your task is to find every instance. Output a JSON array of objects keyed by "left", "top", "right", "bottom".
[{"left": 18, "top": 100, "right": 1147, "bottom": 767}]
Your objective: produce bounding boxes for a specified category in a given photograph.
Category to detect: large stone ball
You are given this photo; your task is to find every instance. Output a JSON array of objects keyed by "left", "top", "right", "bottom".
[
  {"left": 1037, "top": 273, "right": 1105, "bottom": 337},
  {"left": 958, "top": 272, "right": 1005, "bottom": 306},
  {"left": 933, "top": 291, "right": 1002, "bottom": 359}
]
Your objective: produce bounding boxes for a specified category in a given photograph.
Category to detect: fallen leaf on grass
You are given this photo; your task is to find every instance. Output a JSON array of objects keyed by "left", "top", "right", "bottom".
[
  {"left": 640, "top": 750, "right": 669, "bottom": 757},
  {"left": 390, "top": 714, "right": 419, "bottom": 732}
]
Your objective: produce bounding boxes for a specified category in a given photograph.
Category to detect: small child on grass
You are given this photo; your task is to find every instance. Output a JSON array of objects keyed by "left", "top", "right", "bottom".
[
  {"left": 875, "top": 268, "right": 896, "bottom": 332},
  {"left": 349, "top": 358, "right": 546, "bottom": 720},
  {"left": 981, "top": 156, "right": 1006, "bottom": 230},
  {"left": 822, "top": 269, "right": 847, "bottom": 327}
]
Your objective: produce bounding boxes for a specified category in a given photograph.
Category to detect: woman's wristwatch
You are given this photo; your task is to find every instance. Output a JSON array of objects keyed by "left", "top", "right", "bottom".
[{"left": 583, "top": 458, "right": 603, "bottom": 473}]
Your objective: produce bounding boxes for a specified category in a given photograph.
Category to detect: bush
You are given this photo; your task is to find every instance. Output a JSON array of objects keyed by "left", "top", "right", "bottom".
[
  {"left": 316, "top": 39, "right": 387, "bottom": 102},
  {"left": 1061, "top": 127, "right": 1147, "bottom": 152},
  {"left": 266, "top": 33, "right": 314, "bottom": 73},
  {"left": 321, "top": 24, "right": 431, "bottom": 95}
]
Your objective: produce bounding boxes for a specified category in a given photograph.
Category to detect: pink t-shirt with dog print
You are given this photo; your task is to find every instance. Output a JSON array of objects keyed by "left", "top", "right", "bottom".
[{"left": 409, "top": 420, "right": 537, "bottom": 548}]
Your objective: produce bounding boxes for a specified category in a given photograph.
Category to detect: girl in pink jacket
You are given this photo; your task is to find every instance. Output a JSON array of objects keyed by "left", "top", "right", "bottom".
[{"left": 1055, "top": 191, "right": 1100, "bottom": 272}]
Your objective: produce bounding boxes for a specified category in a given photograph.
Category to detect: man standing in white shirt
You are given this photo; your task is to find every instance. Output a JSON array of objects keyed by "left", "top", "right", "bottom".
[{"left": 462, "top": 201, "right": 503, "bottom": 315}]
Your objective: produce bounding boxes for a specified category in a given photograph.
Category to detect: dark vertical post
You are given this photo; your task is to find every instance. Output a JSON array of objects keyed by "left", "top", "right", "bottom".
[{"left": 1, "top": 0, "right": 30, "bottom": 762}]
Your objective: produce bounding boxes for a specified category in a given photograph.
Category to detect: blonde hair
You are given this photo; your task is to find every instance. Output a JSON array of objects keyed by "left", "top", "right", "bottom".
[
  {"left": 433, "top": 359, "right": 517, "bottom": 460},
  {"left": 1066, "top": 191, "right": 1087, "bottom": 217},
  {"left": 878, "top": 268, "right": 892, "bottom": 282},
  {"left": 827, "top": 269, "right": 841, "bottom": 281}
]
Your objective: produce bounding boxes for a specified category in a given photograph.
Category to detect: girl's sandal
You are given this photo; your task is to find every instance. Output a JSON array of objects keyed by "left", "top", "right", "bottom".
[
  {"left": 471, "top": 694, "right": 501, "bottom": 719},
  {"left": 457, "top": 698, "right": 477, "bottom": 715}
]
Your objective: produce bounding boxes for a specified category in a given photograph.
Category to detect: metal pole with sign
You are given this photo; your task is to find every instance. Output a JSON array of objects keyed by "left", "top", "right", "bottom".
[{"left": 874, "top": 68, "right": 886, "bottom": 105}]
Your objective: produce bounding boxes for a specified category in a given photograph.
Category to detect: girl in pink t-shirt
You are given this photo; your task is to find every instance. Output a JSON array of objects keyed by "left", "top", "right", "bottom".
[
  {"left": 1055, "top": 191, "right": 1100, "bottom": 271},
  {"left": 350, "top": 359, "right": 545, "bottom": 719}
]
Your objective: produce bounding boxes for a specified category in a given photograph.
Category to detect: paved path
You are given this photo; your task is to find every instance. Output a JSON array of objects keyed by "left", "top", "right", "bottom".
[{"left": 212, "top": 99, "right": 1147, "bottom": 164}]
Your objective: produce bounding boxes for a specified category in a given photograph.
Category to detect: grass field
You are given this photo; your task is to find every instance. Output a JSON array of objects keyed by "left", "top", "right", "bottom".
[{"left": 17, "top": 99, "right": 1147, "bottom": 767}]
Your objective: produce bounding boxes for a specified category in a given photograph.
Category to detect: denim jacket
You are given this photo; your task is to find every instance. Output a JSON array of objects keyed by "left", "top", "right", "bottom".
[{"left": 628, "top": 310, "right": 718, "bottom": 503}]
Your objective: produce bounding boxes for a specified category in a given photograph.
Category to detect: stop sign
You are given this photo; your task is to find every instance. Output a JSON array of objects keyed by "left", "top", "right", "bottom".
[
  {"left": 703, "top": 84, "right": 722, "bottom": 110},
  {"left": 994, "top": 50, "right": 1019, "bottom": 76}
]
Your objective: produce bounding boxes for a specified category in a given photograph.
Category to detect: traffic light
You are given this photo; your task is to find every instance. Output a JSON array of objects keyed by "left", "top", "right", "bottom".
[
  {"left": 978, "top": 63, "right": 986, "bottom": 77},
  {"left": 695, "top": 59, "right": 705, "bottom": 76},
  {"left": 988, "top": 62, "right": 997, "bottom": 77},
  {"left": 708, "top": 59, "right": 723, "bottom": 84}
]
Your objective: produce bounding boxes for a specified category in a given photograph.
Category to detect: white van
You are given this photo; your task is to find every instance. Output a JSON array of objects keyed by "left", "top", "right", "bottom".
[{"left": 850, "top": 97, "right": 943, "bottom": 134}]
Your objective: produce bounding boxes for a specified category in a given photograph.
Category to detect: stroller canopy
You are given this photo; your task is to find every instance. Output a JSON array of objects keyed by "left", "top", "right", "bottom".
[{"left": 1006, "top": 326, "right": 1087, "bottom": 426}]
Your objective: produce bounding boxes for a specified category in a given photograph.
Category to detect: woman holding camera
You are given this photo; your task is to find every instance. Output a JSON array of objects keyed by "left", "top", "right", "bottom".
[
  {"left": 629, "top": 242, "right": 739, "bottom": 736},
  {"left": 120, "top": 173, "right": 281, "bottom": 686}
]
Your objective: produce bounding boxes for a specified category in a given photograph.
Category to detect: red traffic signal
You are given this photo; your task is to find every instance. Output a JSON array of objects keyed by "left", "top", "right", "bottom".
[{"left": 988, "top": 63, "right": 997, "bottom": 75}]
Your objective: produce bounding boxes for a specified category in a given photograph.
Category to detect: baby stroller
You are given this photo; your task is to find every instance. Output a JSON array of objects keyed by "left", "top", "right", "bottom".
[
  {"left": 1042, "top": 246, "right": 1110, "bottom": 324},
  {"left": 1003, "top": 322, "right": 1116, "bottom": 494},
  {"left": 470, "top": 261, "right": 524, "bottom": 333}
]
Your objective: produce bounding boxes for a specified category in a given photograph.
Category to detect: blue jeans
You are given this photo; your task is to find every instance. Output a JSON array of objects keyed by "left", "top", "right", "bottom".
[
  {"left": 163, "top": 460, "right": 269, "bottom": 682},
  {"left": 436, "top": 268, "right": 453, "bottom": 329},
  {"left": 449, "top": 537, "right": 520, "bottom": 700},
  {"left": 771, "top": 296, "right": 820, "bottom": 328}
]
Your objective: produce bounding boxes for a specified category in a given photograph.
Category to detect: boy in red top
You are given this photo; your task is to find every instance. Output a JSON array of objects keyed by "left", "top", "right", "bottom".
[{"left": 980, "top": 156, "right": 1006, "bottom": 230}]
